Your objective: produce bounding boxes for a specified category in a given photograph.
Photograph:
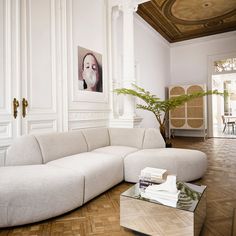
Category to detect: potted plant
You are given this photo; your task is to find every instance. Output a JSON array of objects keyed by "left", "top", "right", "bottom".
[{"left": 115, "top": 84, "right": 224, "bottom": 146}]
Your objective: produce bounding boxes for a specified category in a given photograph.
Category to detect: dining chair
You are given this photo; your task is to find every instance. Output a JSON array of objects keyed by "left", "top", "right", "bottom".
[{"left": 221, "top": 115, "right": 235, "bottom": 134}]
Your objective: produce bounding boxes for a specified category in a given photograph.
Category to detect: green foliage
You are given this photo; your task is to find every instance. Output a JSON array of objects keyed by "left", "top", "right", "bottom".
[
  {"left": 176, "top": 182, "right": 202, "bottom": 210},
  {"left": 177, "top": 182, "right": 201, "bottom": 201},
  {"left": 114, "top": 84, "right": 225, "bottom": 139}
]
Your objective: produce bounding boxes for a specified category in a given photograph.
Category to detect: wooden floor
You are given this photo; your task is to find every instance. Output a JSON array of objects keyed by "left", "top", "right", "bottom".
[{"left": 1, "top": 137, "right": 236, "bottom": 236}]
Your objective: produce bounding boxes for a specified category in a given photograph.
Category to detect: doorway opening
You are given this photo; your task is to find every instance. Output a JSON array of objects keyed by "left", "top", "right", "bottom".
[{"left": 211, "top": 58, "right": 236, "bottom": 138}]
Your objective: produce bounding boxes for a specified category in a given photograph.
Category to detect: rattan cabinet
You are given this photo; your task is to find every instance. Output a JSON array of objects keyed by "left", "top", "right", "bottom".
[{"left": 169, "top": 84, "right": 207, "bottom": 138}]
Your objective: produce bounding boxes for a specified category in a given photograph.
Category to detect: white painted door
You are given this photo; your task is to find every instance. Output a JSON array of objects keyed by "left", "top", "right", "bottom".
[
  {"left": 0, "top": 0, "right": 64, "bottom": 165},
  {"left": 0, "top": 0, "right": 20, "bottom": 165},
  {"left": 20, "top": 0, "right": 62, "bottom": 135}
]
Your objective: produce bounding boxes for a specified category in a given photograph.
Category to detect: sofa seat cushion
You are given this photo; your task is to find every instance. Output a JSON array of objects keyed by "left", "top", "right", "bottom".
[
  {"left": 0, "top": 165, "right": 84, "bottom": 227},
  {"left": 124, "top": 148, "right": 207, "bottom": 182},
  {"left": 47, "top": 152, "right": 124, "bottom": 203},
  {"left": 93, "top": 146, "right": 138, "bottom": 159}
]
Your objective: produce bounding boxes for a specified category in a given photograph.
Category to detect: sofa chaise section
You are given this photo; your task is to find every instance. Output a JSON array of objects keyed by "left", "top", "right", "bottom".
[{"left": 124, "top": 148, "right": 207, "bottom": 182}]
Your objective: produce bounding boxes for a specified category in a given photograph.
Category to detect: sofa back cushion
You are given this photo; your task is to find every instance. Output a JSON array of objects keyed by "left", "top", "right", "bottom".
[
  {"left": 109, "top": 128, "right": 145, "bottom": 148},
  {"left": 142, "top": 128, "right": 165, "bottom": 149},
  {"left": 5, "top": 135, "right": 43, "bottom": 166},
  {"left": 82, "top": 128, "right": 110, "bottom": 151},
  {"left": 35, "top": 131, "right": 87, "bottom": 163}
]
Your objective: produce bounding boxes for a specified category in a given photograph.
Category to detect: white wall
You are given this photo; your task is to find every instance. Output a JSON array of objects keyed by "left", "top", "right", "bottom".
[
  {"left": 67, "top": 0, "right": 110, "bottom": 130},
  {"left": 133, "top": 14, "right": 171, "bottom": 128},
  {"left": 170, "top": 31, "right": 236, "bottom": 136},
  {"left": 170, "top": 31, "right": 236, "bottom": 86},
  {"left": 134, "top": 14, "right": 170, "bottom": 127},
  {"left": 113, "top": 11, "right": 170, "bottom": 128}
]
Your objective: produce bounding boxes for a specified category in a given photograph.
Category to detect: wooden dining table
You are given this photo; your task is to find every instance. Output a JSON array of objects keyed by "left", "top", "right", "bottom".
[{"left": 224, "top": 115, "right": 236, "bottom": 123}]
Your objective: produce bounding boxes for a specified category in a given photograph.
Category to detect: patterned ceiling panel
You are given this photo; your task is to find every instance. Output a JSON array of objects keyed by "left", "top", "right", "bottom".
[{"left": 137, "top": 0, "right": 236, "bottom": 42}]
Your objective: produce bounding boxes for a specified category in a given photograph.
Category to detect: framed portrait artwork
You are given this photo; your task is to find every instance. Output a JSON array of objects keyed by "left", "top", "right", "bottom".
[
  {"left": 78, "top": 46, "right": 103, "bottom": 93},
  {"left": 72, "top": 46, "right": 107, "bottom": 103}
]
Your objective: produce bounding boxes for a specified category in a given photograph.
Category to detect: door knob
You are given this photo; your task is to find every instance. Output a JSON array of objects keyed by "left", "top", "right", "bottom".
[
  {"left": 13, "top": 98, "right": 19, "bottom": 119},
  {"left": 22, "top": 98, "right": 28, "bottom": 118}
]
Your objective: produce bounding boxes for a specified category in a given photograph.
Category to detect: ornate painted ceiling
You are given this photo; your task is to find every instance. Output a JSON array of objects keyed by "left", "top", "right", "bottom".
[{"left": 137, "top": 0, "right": 236, "bottom": 42}]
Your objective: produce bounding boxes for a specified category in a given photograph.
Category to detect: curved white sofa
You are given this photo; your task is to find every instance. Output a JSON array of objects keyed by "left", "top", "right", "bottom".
[{"left": 0, "top": 128, "right": 207, "bottom": 227}]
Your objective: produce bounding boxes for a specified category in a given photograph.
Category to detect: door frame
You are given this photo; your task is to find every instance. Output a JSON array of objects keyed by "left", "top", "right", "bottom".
[{"left": 207, "top": 51, "right": 236, "bottom": 137}]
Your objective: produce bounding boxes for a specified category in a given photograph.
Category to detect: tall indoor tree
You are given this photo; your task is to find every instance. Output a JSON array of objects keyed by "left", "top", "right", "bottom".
[{"left": 115, "top": 84, "right": 224, "bottom": 143}]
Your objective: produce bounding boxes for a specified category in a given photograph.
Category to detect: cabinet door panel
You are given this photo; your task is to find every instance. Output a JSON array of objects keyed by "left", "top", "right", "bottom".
[{"left": 21, "top": 0, "right": 60, "bottom": 134}]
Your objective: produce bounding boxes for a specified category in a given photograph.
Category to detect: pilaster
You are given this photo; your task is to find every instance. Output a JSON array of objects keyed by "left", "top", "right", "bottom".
[{"left": 108, "top": 0, "right": 150, "bottom": 128}]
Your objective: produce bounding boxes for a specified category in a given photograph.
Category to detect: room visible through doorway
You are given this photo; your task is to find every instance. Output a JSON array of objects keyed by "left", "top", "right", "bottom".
[{"left": 211, "top": 57, "right": 236, "bottom": 138}]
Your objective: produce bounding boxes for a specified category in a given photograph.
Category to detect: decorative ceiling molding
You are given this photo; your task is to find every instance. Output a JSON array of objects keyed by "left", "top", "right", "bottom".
[{"left": 137, "top": 0, "right": 236, "bottom": 42}]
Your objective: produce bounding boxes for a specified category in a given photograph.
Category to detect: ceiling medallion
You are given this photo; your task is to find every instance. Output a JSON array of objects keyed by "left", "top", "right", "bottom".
[{"left": 202, "top": 2, "right": 213, "bottom": 8}]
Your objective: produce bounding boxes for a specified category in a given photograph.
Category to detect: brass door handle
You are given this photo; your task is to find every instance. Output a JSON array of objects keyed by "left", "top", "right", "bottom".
[
  {"left": 22, "top": 98, "right": 28, "bottom": 118},
  {"left": 13, "top": 98, "right": 19, "bottom": 119}
]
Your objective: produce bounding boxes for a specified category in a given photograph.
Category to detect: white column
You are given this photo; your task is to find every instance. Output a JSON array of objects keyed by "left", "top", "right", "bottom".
[
  {"left": 119, "top": 0, "right": 137, "bottom": 119},
  {"left": 111, "top": 6, "right": 120, "bottom": 118},
  {"left": 109, "top": 0, "right": 150, "bottom": 127}
]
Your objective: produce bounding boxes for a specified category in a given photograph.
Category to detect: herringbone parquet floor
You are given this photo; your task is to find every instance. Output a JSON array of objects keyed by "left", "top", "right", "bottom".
[{"left": 0, "top": 137, "right": 236, "bottom": 236}]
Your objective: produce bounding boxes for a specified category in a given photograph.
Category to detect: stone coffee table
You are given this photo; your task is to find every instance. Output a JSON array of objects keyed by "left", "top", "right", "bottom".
[{"left": 120, "top": 182, "right": 206, "bottom": 236}]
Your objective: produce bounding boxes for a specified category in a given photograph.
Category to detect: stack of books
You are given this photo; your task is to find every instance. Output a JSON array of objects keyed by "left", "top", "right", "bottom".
[
  {"left": 140, "top": 175, "right": 180, "bottom": 207},
  {"left": 139, "top": 167, "right": 167, "bottom": 190},
  {"left": 141, "top": 185, "right": 180, "bottom": 207}
]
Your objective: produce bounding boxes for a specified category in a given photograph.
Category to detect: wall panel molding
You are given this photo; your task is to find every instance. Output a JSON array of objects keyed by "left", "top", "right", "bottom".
[
  {"left": 68, "top": 110, "right": 110, "bottom": 130},
  {"left": 66, "top": 0, "right": 110, "bottom": 129},
  {"left": 0, "top": 147, "right": 7, "bottom": 166},
  {"left": 27, "top": 119, "right": 57, "bottom": 134},
  {"left": 69, "top": 110, "right": 110, "bottom": 121},
  {"left": 0, "top": 121, "right": 11, "bottom": 139},
  {"left": 69, "top": 120, "right": 108, "bottom": 130}
]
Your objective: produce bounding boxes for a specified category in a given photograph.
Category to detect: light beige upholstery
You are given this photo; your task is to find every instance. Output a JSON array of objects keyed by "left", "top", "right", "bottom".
[
  {"left": 1, "top": 127, "right": 207, "bottom": 227},
  {"left": 124, "top": 148, "right": 207, "bottom": 182},
  {"left": 109, "top": 128, "right": 145, "bottom": 148},
  {"left": 35, "top": 131, "right": 88, "bottom": 163},
  {"left": 0, "top": 165, "right": 84, "bottom": 227},
  {"left": 47, "top": 152, "right": 123, "bottom": 203},
  {"left": 143, "top": 128, "right": 165, "bottom": 149},
  {"left": 82, "top": 128, "right": 110, "bottom": 151},
  {"left": 92, "top": 146, "right": 138, "bottom": 159},
  {"left": 5, "top": 135, "right": 43, "bottom": 166}
]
